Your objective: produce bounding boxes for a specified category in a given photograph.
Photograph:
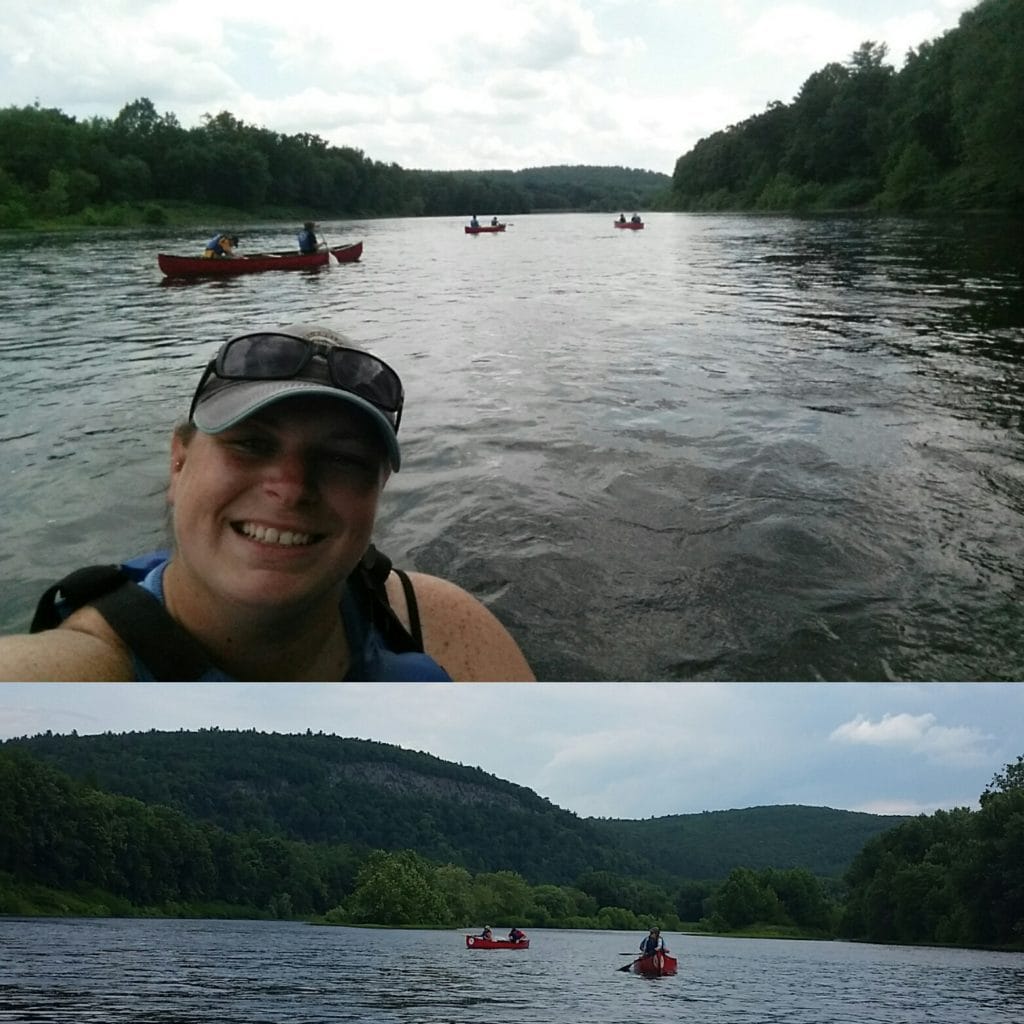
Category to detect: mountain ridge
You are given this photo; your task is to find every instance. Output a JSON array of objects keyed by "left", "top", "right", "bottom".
[{"left": 1, "top": 729, "right": 907, "bottom": 882}]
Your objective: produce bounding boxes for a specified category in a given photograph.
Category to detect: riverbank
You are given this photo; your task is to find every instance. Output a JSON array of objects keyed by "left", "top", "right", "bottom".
[
  {"left": 5, "top": 879, "right": 1020, "bottom": 953},
  {"left": 1, "top": 199, "right": 351, "bottom": 233}
]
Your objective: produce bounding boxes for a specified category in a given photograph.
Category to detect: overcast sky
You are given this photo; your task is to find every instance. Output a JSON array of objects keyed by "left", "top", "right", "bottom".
[
  {"left": 2, "top": 0, "right": 977, "bottom": 175},
  {"left": 1, "top": 683, "right": 1019, "bottom": 820}
]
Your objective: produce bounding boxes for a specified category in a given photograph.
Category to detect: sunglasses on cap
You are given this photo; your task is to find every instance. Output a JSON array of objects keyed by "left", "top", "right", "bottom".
[{"left": 188, "top": 331, "right": 404, "bottom": 431}]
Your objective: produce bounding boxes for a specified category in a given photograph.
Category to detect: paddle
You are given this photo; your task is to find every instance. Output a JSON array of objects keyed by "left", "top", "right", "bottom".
[{"left": 618, "top": 956, "right": 640, "bottom": 972}]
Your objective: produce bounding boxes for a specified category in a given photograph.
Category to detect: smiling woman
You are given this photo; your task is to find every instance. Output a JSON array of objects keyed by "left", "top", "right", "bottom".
[{"left": 0, "top": 325, "right": 535, "bottom": 683}]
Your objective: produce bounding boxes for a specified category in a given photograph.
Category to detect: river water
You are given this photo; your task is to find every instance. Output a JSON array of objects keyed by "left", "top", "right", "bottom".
[
  {"left": 2, "top": 919, "right": 1022, "bottom": 1024},
  {"left": 1, "top": 213, "right": 1022, "bottom": 680}
]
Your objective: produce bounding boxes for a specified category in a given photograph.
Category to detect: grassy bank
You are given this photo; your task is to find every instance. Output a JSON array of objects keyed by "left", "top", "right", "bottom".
[
  {"left": 0, "top": 872, "right": 282, "bottom": 920},
  {"left": 5, "top": 200, "right": 358, "bottom": 233}
]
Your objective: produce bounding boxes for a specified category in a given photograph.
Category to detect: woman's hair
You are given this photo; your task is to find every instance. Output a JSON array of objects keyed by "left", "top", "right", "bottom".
[{"left": 174, "top": 420, "right": 198, "bottom": 445}]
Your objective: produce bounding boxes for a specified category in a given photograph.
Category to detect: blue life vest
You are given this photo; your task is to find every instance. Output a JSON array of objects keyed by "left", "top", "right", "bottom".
[
  {"left": 205, "top": 233, "right": 228, "bottom": 254},
  {"left": 297, "top": 229, "right": 318, "bottom": 253},
  {"left": 32, "top": 549, "right": 452, "bottom": 682}
]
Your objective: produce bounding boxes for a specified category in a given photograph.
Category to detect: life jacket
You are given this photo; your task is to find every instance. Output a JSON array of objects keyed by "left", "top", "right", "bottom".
[{"left": 30, "top": 545, "right": 426, "bottom": 681}]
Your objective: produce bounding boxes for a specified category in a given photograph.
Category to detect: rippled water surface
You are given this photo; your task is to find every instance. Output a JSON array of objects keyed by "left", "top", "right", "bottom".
[
  {"left": 1, "top": 214, "right": 1022, "bottom": 680},
  {"left": 3, "top": 919, "right": 1023, "bottom": 1024}
]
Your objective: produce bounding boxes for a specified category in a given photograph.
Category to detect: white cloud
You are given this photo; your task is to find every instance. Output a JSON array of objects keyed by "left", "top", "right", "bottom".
[
  {"left": 829, "top": 711, "right": 991, "bottom": 764},
  {"left": 739, "top": 4, "right": 860, "bottom": 63}
]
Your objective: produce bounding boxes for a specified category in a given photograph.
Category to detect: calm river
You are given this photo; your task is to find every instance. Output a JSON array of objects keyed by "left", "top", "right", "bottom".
[
  {"left": 2, "top": 919, "right": 1022, "bottom": 1024},
  {"left": 1, "top": 213, "right": 1022, "bottom": 680}
]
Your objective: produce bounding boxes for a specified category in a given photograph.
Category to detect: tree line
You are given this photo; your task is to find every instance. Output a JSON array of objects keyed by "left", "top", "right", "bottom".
[
  {"left": 0, "top": 99, "right": 669, "bottom": 230},
  {"left": 670, "top": 0, "right": 1024, "bottom": 212},
  {"left": 839, "top": 756, "right": 1024, "bottom": 947},
  {"left": 2, "top": 742, "right": 1021, "bottom": 947}
]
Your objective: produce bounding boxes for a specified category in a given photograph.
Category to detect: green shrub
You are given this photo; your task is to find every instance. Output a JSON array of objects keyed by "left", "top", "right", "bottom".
[
  {"left": 0, "top": 200, "right": 29, "bottom": 228},
  {"left": 143, "top": 203, "right": 168, "bottom": 225}
]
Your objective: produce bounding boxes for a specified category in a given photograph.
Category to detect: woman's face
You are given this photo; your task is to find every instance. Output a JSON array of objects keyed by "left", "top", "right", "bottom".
[{"left": 167, "top": 396, "right": 388, "bottom": 612}]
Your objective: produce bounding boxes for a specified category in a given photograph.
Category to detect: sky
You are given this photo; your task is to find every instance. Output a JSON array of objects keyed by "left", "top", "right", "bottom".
[
  {"left": 1, "top": 683, "right": 1020, "bottom": 821},
  {"left": 1, "top": 0, "right": 978, "bottom": 175}
]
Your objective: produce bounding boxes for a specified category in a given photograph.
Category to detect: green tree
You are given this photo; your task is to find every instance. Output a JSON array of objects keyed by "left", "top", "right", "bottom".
[
  {"left": 712, "top": 867, "right": 784, "bottom": 928},
  {"left": 471, "top": 869, "right": 534, "bottom": 923},
  {"left": 344, "top": 850, "right": 447, "bottom": 926},
  {"left": 433, "top": 863, "right": 474, "bottom": 924},
  {"left": 762, "top": 868, "right": 833, "bottom": 930}
]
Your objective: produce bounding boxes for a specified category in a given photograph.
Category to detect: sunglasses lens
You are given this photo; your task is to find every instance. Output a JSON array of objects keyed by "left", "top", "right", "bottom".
[
  {"left": 220, "top": 334, "right": 309, "bottom": 378},
  {"left": 328, "top": 349, "right": 402, "bottom": 411}
]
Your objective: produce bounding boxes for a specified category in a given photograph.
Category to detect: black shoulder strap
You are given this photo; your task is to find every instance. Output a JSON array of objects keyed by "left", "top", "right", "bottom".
[
  {"left": 394, "top": 568, "right": 423, "bottom": 650},
  {"left": 30, "top": 545, "right": 424, "bottom": 676},
  {"left": 30, "top": 564, "right": 214, "bottom": 681},
  {"left": 354, "top": 545, "right": 424, "bottom": 653},
  {"left": 31, "top": 565, "right": 126, "bottom": 632}
]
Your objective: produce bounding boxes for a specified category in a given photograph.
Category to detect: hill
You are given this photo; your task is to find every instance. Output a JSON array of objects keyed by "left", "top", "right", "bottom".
[
  {"left": 496, "top": 164, "right": 671, "bottom": 211},
  {"left": 3, "top": 729, "right": 903, "bottom": 884},
  {"left": 599, "top": 805, "right": 908, "bottom": 879}
]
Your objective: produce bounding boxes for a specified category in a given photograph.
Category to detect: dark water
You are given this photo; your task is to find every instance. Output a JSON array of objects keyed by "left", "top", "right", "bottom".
[
  {"left": 2, "top": 919, "right": 1022, "bottom": 1024},
  {"left": 1, "top": 213, "right": 1022, "bottom": 680}
]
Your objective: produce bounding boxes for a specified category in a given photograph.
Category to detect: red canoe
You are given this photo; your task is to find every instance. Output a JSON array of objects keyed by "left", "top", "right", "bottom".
[
  {"left": 465, "top": 935, "right": 530, "bottom": 949},
  {"left": 465, "top": 224, "right": 506, "bottom": 234},
  {"left": 632, "top": 952, "right": 677, "bottom": 976},
  {"left": 614, "top": 220, "right": 644, "bottom": 229},
  {"left": 157, "top": 241, "right": 363, "bottom": 278}
]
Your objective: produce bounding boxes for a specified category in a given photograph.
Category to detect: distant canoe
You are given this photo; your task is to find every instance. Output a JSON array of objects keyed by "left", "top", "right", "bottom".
[
  {"left": 465, "top": 224, "right": 506, "bottom": 234},
  {"left": 465, "top": 935, "right": 530, "bottom": 949},
  {"left": 615, "top": 220, "right": 644, "bottom": 230},
  {"left": 158, "top": 241, "right": 363, "bottom": 278}
]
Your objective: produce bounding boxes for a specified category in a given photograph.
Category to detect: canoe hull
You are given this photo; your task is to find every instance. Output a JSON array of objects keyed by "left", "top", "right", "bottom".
[
  {"left": 615, "top": 221, "right": 644, "bottom": 229},
  {"left": 465, "top": 225, "right": 506, "bottom": 234},
  {"left": 331, "top": 241, "right": 363, "bottom": 263},
  {"left": 465, "top": 935, "right": 529, "bottom": 949},
  {"left": 632, "top": 952, "right": 677, "bottom": 976},
  {"left": 158, "top": 250, "right": 328, "bottom": 277},
  {"left": 158, "top": 241, "right": 362, "bottom": 277}
]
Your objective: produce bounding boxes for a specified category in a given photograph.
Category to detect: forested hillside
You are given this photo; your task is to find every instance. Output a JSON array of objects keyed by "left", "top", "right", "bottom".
[
  {"left": 3, "top": 729, "right": 898, "bottom": 882},
  {"left": 670, "top": 0, "right": 1023, "bottom": 212},
  {"left": 0, "top": 97, "right": 669, "bottom": 229},
  {"left": 1, "top": 729, "right": 633, "bottom": 884},
  {"left": 602, "top": 805, "right": 909, "bottom": 878}
]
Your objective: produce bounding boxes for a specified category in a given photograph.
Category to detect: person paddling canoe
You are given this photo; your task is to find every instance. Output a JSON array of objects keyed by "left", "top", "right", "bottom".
[{"left": 640, "top": 926, "right": 667, "bottom": 957}]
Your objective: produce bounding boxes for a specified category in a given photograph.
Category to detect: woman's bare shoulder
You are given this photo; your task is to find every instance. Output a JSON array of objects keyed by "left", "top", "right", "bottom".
[
  {"left": 385, "top": 570, "right": 535, "bottom": 682},
  {"left": 0, "top": 607, "right": 135, "bottom": 681}
]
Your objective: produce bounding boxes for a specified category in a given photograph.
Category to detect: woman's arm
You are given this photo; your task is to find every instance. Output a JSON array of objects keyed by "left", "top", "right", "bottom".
[{"left": 0, "top": 607, "right": 135, "bottom": 681}]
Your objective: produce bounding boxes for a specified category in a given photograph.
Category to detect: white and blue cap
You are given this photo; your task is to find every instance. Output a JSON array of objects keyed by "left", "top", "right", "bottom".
[{"left": 190, "top": 324, "right": 403, "bottom": 471}]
